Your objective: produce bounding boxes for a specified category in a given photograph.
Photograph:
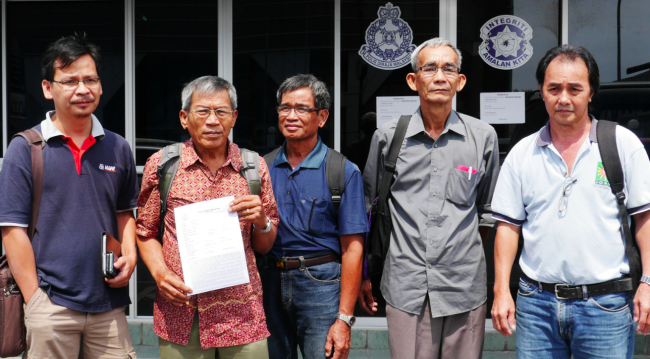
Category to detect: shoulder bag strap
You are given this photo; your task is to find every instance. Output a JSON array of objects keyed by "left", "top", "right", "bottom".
[
  {"left": 325, "top": 149, "right": 347, "bottom": 212},
  {"left": 156, "top": 143, "right": 182, "bottom": 240},
  {"left": 11, "top": 129, "right": 45, "bottom": 241},
  {"left": 377, "top": 115, "right": 411, "bottom": 204},
  {"left": 240, "top": 148, "right": 261, "bottom": 196},
  {"left": 263, "top": 147, "right": 282, "bottom": 168},
  {"left": 597, "top": 120, "right": 640, "bottom": 289}
]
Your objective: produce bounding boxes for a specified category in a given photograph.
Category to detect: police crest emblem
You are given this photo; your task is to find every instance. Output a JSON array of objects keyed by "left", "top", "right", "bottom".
[
  {"left": 358, "top": 3, "right": 416, "bottom": 70},
  {"left": 479, "top": 15, "right": 533, "bottom": 70}
]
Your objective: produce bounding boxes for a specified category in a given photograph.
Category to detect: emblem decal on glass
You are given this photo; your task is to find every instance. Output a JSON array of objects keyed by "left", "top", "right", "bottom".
[{"left": 479, "top": 15, "right": 533, "bottom": 70}]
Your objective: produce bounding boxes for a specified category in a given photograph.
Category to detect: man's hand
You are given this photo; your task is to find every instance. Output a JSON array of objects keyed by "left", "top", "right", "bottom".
[
  {"left": 105, "top": 253, "right": 137, "bottom": 288},
  {"left": 325, "top": 320, "right": 351, "bottom": 359},
  {"left": 229, "top": 195, "right": 266, "bottom": 228},
  {"left": 492, "top": 290, "right": 516, "bottom": 336},
  {"left": 635, "top": 283, "right": 650, "bottom": 334},
  {"left": 154, "top": 268, "right": 192, "bottom": 307},
  {"left": 358, "top": 279, "right": 377, "bottom": 315}
]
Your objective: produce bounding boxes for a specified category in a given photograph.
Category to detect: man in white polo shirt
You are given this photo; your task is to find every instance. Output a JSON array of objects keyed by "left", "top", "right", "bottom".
[{"left": 491, "top": 44, "right": 650, "bottom": 359}]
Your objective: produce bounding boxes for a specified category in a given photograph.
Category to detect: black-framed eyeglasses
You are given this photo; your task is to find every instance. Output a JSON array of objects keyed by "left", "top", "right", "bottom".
[
  {"left": 558, "top": 176, "right": 577, "bottom": 215},
  {"left": 413, "top": 65, "right": 459, "bottom": 78},
  {"left": 276, "top": 106, "right": 322, "bottom": 117},
  {"left": 51, "top": 78, "right": 101, "bottom": 90},
  {"left": 190, "top": 108, "right": 235, "bottom": 120}
]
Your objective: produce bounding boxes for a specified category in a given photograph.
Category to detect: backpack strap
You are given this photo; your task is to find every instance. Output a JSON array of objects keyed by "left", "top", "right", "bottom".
[
  {"left": 326, "top": 149, "right": 347, "bottom": 212},
  {"left": 240, "top": 148, "right": 261, "bottom": 196},
  {"left": 11, "top": 129, "right": 45, "bottom": 241},
  {"left": 597, "top": 120, "right": 640, "bottom": 290},
  {"left": 156, "top": 143, "right": 182, "bottom": 241},
  {"left": 377, "top": 115, "right": 411, "bottom": 202},
  {"left": 263, "top": 147, "right": 282, "bottom": 169}
]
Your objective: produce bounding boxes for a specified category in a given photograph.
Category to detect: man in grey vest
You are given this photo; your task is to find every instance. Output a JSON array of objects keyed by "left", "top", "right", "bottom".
[{"left": 360, "top": 38, "right": 500, "bottom": 358}]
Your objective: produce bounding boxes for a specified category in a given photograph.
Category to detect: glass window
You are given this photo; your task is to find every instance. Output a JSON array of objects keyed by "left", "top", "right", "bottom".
[
  {"left": 6, "top": 1, "right": 125, "bottom": 140},
  {"left": 569, "top": 1, "right": 650, "bottom": 159},
  {"left": 134, "top": 0, "right": 219, "bottom": 166},
  {"left": 134, "top": 0, "right": 219, "bottom": 315},
  {"left": 456, "top": 0, "right": 559, "bottom": 318},
  {"left": 232, "top": 0, "right": 335, "bottom": 154},
  {"left": 341, "top": 0, "right": 439, "bottom": 173}
]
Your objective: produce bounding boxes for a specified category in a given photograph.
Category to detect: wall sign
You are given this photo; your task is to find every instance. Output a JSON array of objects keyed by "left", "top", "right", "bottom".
[
  {"left": 358, "top": 3, "right": 416, "bottom": 70},
  {"left": 479, "top": 15, "right": 533, "bottom": 70}
]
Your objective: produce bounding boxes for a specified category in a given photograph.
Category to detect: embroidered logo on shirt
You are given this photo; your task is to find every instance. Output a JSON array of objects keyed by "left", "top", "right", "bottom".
[
  {"left": 594, "top": 161, "right": 610, "bottom": 187},
  {"left": 99, "top": 164, "right": 116, "bottom": 172}
]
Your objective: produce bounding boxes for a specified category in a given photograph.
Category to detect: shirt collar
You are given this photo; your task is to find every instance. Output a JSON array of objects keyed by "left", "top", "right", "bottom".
[
  {"left": 40, "top": 111, "right": 105, "bottom": 142},
  {"left": 272, "top": 137, "right": 327, "bottom": 169},
  {"left": 535, "top": 115, "right": 599, "bottom": 147},
  {"left": 405, "top": 107, "right": 467, "bottom": 138},
  {"left": 180, "top": 139, "right": 245, "bottom": 172}
]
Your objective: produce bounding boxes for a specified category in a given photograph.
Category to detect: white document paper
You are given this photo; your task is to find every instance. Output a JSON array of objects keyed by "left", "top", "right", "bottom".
[
  {"left": 480, "top": 92, "right": 525, "bottom": 124},
  {"left": 376, "top": 96, "right": 420, "bottom": 128},
  {"left": 174, "top": 196, "right": 250, "bottom": 295}
]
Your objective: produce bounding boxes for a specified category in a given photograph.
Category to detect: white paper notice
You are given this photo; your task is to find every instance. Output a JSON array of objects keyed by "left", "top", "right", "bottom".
[
  {"left": 376, "top": 96, "right": 420, "bottom": 128},
  {"left": 480, "top": 92, "right": 525, "bottom": 124},
  {"left": 174, "top": 196, "right": 250, "bottom": 295}
]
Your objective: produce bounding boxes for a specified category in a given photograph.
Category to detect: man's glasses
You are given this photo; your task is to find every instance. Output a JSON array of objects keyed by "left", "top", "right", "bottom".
[
  {"left": 51, "top": 78, "right": 101, "bottom": 90},
  {"left": 413, "top": 65, "right": 459, "bottom": 78},
  {"left": 558, "top": 176, "right": 577, "bottom": 215},
  {"left": 277, "top": 106, "right": 322, "bottom": 117},
  {"left": 190, "top": 108, "right": 235, "bottom": 120}
]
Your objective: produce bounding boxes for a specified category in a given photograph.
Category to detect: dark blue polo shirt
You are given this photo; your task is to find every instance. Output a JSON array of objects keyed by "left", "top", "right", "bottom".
[
  {"left": 268, "top": 138, "right": 368, "bottom": 257},
  {"left": 0, "top": 113, "right": 139, "bottom": 312}
]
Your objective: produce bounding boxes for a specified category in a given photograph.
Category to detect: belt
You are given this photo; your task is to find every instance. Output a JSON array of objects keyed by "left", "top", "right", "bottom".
[
  {"left": 267, "top": 254, "right": 339, "bottom": 270},
  {"left": 522, "top": 274, "right": 632, "bottom": 300}
]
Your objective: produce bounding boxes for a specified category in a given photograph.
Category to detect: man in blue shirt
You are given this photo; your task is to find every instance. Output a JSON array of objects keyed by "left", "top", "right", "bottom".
[
  {"left": 261, "top": 74, "right": 368, "bottom": 359},
  {"left": 0, "top": 34, "right": 139, "bottom": 358}
]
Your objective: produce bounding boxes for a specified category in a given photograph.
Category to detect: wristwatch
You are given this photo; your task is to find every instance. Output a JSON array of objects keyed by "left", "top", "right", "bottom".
[
  {"left": 336, "top": 313, "right": 356, "bottom": 327},
  {"left": 253, "top": 216, "right": 272, "bottom": 233},
  {"left": 641, "top": 275, "right": 650, "bottom": 286}
]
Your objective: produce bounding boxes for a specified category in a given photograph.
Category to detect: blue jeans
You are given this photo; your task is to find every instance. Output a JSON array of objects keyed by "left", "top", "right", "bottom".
[
  {"left": 258, "top": 255, "right": 341, "bottom": 359},
  {"left": 516, "top": 277, "right": 634, "bottom": 359}
]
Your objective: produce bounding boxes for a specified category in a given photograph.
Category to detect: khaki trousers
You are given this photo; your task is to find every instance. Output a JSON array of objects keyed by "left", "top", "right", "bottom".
[
  {"left": 386, "top": 300, "right": 486, "bottom": 359},
  {"left": 23, "top": 288, "right": 136, "bottom": 359},
  {"left": 158, "top": 312, "right": 268, "bottom": 359}
]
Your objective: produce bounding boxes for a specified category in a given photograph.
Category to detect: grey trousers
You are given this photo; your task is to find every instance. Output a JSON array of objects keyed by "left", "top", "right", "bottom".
[{"left": 386, "top": 300, "right": 486, "bottom": 359}]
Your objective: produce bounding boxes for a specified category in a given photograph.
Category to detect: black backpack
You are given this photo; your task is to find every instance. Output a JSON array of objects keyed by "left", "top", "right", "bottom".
[
  {"left": 155, "top": 143, "right": 262, "bottom": 241},
  {"left": 597, "top": 120, "right": 642, "bottom": 292},
  {"left": 263, "top": 146, "right": 347, "bottom": 212}
]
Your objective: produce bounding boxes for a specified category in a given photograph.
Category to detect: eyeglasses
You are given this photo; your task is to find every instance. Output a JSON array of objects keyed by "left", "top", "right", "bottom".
[
  {"left": 277, "top": 106, "right": 322, "bottom": 117},
  {"left": 413, "top": 65, "right": 459, "bottom": 78},
  {"left": 558, "top": 176, "right": 577, "bottom": 215},
  {"left": 51, "top": 78, "right": 101, "bottom": 90},
  {"left": 190, "top": 108, "right": 235, "bottom": 120}
]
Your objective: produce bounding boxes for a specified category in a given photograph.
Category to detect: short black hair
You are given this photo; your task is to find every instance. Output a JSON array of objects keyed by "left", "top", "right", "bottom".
[
  {"left": 536, "top": 44, "right": 600, "bottom": 96},
  {"left": 277, "top": 74, "right": 331, "bottom": 110},
  {"left": 41, "top": 32, "right": 102, "bottom": 81}
]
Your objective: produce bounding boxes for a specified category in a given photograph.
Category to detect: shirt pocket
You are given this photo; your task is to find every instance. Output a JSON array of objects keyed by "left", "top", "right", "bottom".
[
  {"left": 290, "top": 194, "right": 327, "bottom": 235},
  {"left": 445, "top": 168, "right": 481, "bottom": 207}
]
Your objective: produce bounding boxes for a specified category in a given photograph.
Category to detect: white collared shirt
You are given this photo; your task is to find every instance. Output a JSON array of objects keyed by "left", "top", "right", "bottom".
[{"left": 492, "top": 117, "right": 650, "bottom": 285}]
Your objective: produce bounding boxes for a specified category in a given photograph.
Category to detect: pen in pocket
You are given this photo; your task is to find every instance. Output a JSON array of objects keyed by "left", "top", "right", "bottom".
[{"left": 456, "top": 165, "right": 478, "bottom": 180}]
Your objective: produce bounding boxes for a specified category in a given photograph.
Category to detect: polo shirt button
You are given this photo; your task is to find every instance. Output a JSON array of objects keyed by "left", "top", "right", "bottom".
[
  {"left": 289, "top": 176, "right": 293, "bottom": 180},
  {"left": 287, "top": 190, "right": 291, "bottom": 194},
  {"left": 433, "top": 168, "right": 438, "bottom": 172},
  {"left": 433, "top": 144, "right": 437, "bottom": 148},
  {"left": 430, "top": 217, "right": 434, "bottom": 221},
  {"left": 432, "top": 192, "right": 437, "bottom": 196},
  {"left": 430, "top": 240, "right": 433, "bottom": 245},
  {"left": 428, "top": 264, "right": 432, "bottom": 269}
]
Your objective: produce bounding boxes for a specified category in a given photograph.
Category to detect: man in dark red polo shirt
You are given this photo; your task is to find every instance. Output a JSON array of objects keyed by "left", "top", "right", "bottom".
[{"left": 0, "top": 34, "right": 139, "bottom": 358}]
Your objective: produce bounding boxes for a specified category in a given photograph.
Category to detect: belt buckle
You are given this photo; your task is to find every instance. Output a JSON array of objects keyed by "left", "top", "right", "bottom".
[
  {"left": 554, "top": 284, "right": 571, "bottom": 300},
  {"left": 275, "top": 258, "right": 287, "bottom": 269}
]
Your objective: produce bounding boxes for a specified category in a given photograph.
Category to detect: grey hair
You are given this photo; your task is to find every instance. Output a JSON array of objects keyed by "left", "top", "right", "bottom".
[
  {"left": 410, "top": 38, "right": 463, "bottom": 71},
  {"left": 276, "top": 74, "right": 331, "bottom": 110},
  {"left": 181, "top": 75, "right": 238, "bottom": 111}
]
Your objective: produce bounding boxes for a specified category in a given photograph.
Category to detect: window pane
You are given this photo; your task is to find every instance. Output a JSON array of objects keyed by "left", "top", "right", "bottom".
[
  {"left": 6, "top": 1, "right": 125, "bottom": 140},
  {"left": 232, "top": 0, "right": 335, "bottom": 154},
  {"left": 341, "top": 0, "right": 439, "bottom": 173},
  {"left": 134, "top": 0, "right": 219, "bottom": 165},
  {"left": 456, "top": 0, "right": 559, "bottom": 319}
]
